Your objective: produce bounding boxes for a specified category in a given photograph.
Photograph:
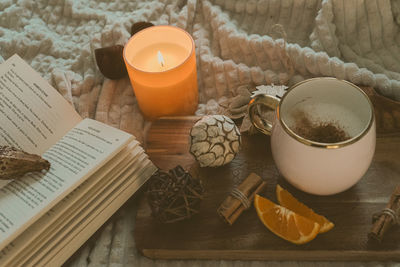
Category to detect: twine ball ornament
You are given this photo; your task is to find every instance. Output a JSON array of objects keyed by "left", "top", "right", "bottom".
[
  {"left": 189, "top": 115, "right": 241, "bottom": 167},
  {"left": 147, "top": 166, "right": 204, "bottom": 223}
]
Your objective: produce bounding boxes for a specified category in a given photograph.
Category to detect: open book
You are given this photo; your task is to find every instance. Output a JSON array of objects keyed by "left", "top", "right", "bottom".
[{"left": 0, "top": 55, "right": 157, "bottom": 266}]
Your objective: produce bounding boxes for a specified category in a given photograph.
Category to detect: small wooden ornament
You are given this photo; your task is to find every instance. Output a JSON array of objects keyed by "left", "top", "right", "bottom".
[
  {"left": 0, "top": 146, "right": 50, "bottom": 180},
  {"left": 94, "top": 45, "right": 127, "bottom": 80},
  {"left": 130, "top": 21, "right": 154, "bottom": 36},
  {"left": 95, "top": 22, "right": 153, "bottom": 80}
]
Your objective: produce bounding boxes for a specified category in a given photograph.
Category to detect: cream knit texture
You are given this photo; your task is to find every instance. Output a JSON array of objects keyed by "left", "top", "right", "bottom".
[{"left": 1, "top": 0, "right": 400, "bottom": 266}]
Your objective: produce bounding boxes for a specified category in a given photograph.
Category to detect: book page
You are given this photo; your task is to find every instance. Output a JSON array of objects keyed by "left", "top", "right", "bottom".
[
  {"left": 0, "top": 141, "right": 145, "bottom": 264},
  {"left": 24, "top": 154, "right": 153, "bottom": 266},
  {"left": 0, "top": 118, "right": 133, "bottom": 250},
  {"left": 39, "top": 160, "right": 155, "bottom": 267},
  {"left": 4, "top": 153, "right": 155, "bottom": 266},
  {"left": 0, "top": 54, "right": 82, "bottom": 155}
]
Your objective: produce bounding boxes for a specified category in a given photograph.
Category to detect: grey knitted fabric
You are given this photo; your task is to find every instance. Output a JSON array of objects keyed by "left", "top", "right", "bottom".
[{"left": 1, "top": 0, "right": 400, "bottom": 266}]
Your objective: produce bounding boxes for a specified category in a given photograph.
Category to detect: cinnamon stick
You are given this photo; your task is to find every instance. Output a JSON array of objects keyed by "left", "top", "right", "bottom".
[
  {"left": 217, "top": 173, "right": 267, "bottom": 225},
  {"left": 369, "top": 185, "right": 400, "bottom": 242}
]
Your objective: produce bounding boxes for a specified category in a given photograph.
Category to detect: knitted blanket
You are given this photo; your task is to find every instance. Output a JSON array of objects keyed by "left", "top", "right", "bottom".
[{"left": 1, "top": 0, "right": 400, "bottom": 266}]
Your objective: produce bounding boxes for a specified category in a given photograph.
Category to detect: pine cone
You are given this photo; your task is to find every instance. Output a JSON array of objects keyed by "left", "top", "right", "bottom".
[{"left": 189, "top": 115, "right": 241, "bottom": 167}]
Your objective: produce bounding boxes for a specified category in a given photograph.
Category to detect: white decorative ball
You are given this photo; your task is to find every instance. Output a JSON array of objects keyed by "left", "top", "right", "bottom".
[{"left": 189, "top": 115, "right": 241, "bottom": 167}]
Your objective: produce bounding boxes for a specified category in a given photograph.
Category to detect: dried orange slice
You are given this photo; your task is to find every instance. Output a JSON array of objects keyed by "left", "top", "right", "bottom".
[
  {"left": 254, "top": 194, "right": 320, "bottom": 244},
  {"left": 276, "top": 185, "right": 334, "bottom": 233}
]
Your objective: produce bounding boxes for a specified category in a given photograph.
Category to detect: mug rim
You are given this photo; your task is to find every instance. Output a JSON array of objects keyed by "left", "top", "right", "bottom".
[{"left": 276, "top": 77, "right": 375, "bottom": 149}]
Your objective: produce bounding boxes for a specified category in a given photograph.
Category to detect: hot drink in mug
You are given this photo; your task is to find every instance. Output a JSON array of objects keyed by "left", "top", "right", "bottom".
[{"left": 248, "top": 78, "right": 376, "bottom": 195}]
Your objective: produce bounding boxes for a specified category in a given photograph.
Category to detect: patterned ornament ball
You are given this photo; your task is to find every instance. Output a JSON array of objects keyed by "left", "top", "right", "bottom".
[{"left": 189, "top": 115, "right": 241, "bottom": 167}]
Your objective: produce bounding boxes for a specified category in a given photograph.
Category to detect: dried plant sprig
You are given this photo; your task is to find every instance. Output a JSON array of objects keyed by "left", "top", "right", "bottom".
[{"left": 0, "top": 146, "right": 50, "bottom": 180}]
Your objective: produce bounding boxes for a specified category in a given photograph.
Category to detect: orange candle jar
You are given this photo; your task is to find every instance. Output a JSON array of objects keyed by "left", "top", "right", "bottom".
[{"left": 123, "top": 25, "right": 198, "bottom": 120}]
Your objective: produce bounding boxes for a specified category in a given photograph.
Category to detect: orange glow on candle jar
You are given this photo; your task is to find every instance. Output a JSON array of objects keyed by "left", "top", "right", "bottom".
[{"left": 123, "top": 25, "right": 198, "bottom": 120}]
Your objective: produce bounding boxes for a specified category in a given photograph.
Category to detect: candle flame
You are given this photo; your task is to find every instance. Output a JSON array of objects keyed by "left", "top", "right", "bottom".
[{"left": 157, "top": 51, "right": 165, "bottom": 67}]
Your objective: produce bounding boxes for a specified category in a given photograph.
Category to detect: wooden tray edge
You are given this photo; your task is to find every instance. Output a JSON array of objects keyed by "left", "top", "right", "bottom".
[{"left": 141, "top": 249, "right": 400, "bottom": 261}]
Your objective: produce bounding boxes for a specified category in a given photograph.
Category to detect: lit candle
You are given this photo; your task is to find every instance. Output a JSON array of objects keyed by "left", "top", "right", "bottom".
[{"left": 123, "top": 25, "right": 198, "bottom": 120}]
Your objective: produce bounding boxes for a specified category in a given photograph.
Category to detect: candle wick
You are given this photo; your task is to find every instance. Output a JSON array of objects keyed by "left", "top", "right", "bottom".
[{"left": 157, "top": 51, "right": 165, "bottom": 67}]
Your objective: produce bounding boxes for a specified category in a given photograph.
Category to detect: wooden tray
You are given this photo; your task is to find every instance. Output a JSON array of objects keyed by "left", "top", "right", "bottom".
[{"left": 135, "top": 89, "right": 400, "bottom": 261}]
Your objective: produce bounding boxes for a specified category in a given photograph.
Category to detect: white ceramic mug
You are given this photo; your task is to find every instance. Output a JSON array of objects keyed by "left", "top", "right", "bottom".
[{"left": 248, "top": 78, "right": 376, "bottom": 195}]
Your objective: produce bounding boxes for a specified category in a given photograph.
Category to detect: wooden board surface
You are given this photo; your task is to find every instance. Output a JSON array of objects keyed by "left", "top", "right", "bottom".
[{"left": 135, "top": 114, "right": 400, "bottom": 261}]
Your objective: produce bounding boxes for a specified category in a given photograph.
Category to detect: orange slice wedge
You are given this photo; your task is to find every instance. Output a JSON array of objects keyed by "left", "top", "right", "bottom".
[
  {"left": 276, "top": 185, "right": 334, "bottom": 233},
  {"left": 254, "top": 194, "right": 320, "bottom": 244}
]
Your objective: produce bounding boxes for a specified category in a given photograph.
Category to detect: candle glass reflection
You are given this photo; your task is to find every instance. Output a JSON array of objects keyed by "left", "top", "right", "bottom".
[{"left": 123, "top": 25, "right": 198, "bottom": 120}]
